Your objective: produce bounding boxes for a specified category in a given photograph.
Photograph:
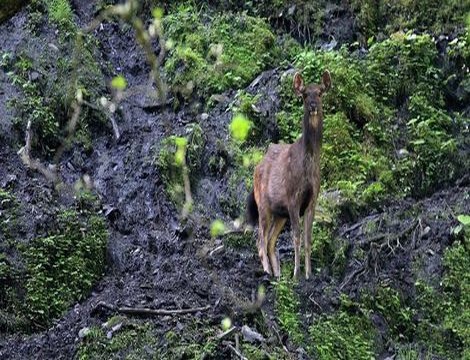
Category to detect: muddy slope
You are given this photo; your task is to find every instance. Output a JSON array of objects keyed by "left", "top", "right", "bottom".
[{"left": 0, "top": 3, "right": 468, "bottom": 360}]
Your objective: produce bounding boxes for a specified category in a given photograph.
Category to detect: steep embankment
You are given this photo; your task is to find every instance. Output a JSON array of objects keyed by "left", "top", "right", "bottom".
[{"left": 0, "top": 1, "right": 469, "bottom": 359}]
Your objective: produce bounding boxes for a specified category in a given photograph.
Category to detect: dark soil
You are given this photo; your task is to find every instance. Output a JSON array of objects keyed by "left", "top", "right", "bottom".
[{"left": 0, "top": 2, "right": 468, "bottom": 360}]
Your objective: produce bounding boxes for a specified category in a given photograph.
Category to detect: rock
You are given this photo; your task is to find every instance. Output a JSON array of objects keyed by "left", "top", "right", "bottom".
[
  {"left": 78, "top": 327, "right": 90, "bottom": 339},
  {"left": 397, "top": 149, "right": 409, "bottom": 158},
  {"left": 241, "top": 325, "right": 265, "bottom": 343},
  {"left": 0, "top": 0, "right": 28, "bottom": 24}
]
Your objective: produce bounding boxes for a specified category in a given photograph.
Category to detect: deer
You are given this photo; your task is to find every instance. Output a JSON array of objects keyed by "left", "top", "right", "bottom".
[{"left": 246, "top": 70, "right": 331, "bottom": 279}]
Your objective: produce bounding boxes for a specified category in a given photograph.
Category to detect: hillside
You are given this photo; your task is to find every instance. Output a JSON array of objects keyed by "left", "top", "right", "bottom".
[{"left": 0, "top": 1, "right": 469, "bottom": 359}]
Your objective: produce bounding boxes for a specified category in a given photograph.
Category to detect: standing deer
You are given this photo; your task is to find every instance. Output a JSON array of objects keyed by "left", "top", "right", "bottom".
[{"left": 246, "top": 70, "right": 331, "bottom": 279}]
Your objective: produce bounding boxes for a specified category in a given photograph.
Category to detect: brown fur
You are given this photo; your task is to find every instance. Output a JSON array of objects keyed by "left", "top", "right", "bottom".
[{"left": 251, "top": 70, "right": 331, "bottom": 279}]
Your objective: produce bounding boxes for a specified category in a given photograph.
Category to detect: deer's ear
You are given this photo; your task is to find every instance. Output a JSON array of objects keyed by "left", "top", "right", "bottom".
[
  {"left": 293, "top": 72, "right": 305, "bottom": 97},
  {"left": 321, "top": 70, "right": 332, "bottom": 94}
]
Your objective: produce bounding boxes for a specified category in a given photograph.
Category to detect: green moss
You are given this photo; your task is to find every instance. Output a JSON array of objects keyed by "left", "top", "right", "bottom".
[
  {"left": 274, "top": 265, "right": 303, "bottom": 344},
  {"left": 311, "top": 224, "right": 347, "bottom": 276},
  {"left": 309, "top": 295, "right": 376, "bottom": 359},
  {"left": 241, "top": 343, "right": 288, "bottom": 360},
  {"left": 157, "top": 319, "right": 218, "bottom": 359},
  {"left": 224, "top": 232, "right": 254, "bottom": 250},
  {"left": 4, "top": 30, "right": 106, "bottom": 155},
  {"left": 78, "top": 321, "right": 159, "bottom": 360},
  {"left": 48, "top": 0, "right": 74, "bottom": 32},
  {"left": 164, "top": 3, "right": 277, "bottom": 100},
  {"left": 411, "top": 230, "right": 469, "bottom": 358},
  {"left": 22, "top": 194, "right": 107, "bottom": 327}
]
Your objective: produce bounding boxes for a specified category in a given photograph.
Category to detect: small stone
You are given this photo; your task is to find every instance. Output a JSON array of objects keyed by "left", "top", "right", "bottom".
[
  {"left": 200, "top": 113, "right": 209, "bottom": 121},
  {"left": 241, "top": 325, "right": 265, "bottom": 343},
  {"left": 78, "top": 327, "right": 90, "bottom": 338},
  {"left": 397, "top": 148, "right": 409, "bottom": 158}
]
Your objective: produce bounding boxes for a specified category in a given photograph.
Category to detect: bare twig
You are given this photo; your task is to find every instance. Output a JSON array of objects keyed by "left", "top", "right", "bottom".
[
  {"left": 263, "top": 312, "right": 291, "bottom": 356},
  {"left": 216, "top": 326, "right": 237, "bottom": 340},
  {"left": 96, "top": 301, "right": 211, "bottom": 316},
  {"left": 308, "top": 294, "right": 323, "bottom": 311},
  {"left": 225, "top": 342, "right": 248, "bottom": 360},
  {"left": 17, "top": 120, "right": 60, "bottom": 184},
  {"left": 209, "top": 245, "right": 224, "bottom": 257},
  {"left": 340, "top": 215, "right": 380, "bottom": 237},
  {"left": 53, "top": 100, "right": 82, "bottom": 165}
]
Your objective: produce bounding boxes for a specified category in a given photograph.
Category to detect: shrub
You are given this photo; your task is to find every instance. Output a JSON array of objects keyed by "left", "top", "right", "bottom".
[
  {"left": 366, "top": 32, "right": 440, "bottom": 106},
  {"left": 164, "top": 3, "right": 276, "bottom": 100},
  {"left": 352, "top": 0, "right": 468, "bottom": 39}
]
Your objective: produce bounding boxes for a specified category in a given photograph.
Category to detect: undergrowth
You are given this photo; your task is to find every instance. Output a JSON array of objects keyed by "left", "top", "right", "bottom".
[
  {"left": 274, "top": 264, "right": 303, "bottom": 345},
  {"left": 0, "top": 193, "right": 107, "bottom": 331},
  {"left": 163, "top": 2, "right": 279, "bottom": 101}
]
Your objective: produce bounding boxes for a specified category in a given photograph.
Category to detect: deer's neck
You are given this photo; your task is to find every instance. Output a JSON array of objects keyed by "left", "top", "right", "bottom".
[{"left": 302, "top": 108, "right": 323, "bottom": 158}]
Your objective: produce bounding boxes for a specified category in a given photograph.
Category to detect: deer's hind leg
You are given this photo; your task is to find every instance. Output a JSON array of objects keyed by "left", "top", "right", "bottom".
[
  {"left": 267, "top": 217, "right": 286, "bottom": 278},
  {"left": 257, "top": 210, "right": 272, "bottom": 275}
]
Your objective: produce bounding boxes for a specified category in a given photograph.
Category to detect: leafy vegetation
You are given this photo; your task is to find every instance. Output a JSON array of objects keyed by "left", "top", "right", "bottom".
[
  {"left": 309, "top": 295, "right": 376, "bottom": 359},
  {"left": 155, "top": 124, "right": 205, "bottom": 208},
  {"left": 163, "top": 2, "right": 277, "bottom": 100},
  {"left": 352, "top": 0, "right": 469, "bottom": 40},
  {"left": 2, "top": 37, "right": 105, "bottom": 155},
  {"left": 78, "top": 321, "right": 159, "bottom": 360},
  {"left": 274, "top": 265, "right": 303, "bottom": 344}
]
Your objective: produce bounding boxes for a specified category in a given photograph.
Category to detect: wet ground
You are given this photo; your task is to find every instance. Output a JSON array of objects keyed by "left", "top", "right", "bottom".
[{"left": 0, "top": 2, "right": 468, "bottom": 359}]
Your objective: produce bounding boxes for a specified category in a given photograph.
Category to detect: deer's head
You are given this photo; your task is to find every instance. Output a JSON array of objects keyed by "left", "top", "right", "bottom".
[{"left": 293, "top": 70, "right": 331, "bottom": 117}]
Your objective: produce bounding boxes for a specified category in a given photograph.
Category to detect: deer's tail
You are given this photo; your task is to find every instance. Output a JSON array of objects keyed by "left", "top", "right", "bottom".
[{"left": 246, "top": 189, "right": 259, "bottom": 226}]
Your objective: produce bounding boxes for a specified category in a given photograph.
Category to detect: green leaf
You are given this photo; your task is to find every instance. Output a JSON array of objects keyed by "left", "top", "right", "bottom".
[
  {"left": 457, "top": 214, "right": 470, "bottom": 226},
  {"left": 210, "top": 220, "right": 225, "bottom": 238},
  {"left": 229, "top": 114, "right": 251, "bottom": 142},
  {"left": 111, "top": 75, "right": 127, "bottom": 90},
  {"left": 152, "top": 7, "right": 164, "bottom": 20}
]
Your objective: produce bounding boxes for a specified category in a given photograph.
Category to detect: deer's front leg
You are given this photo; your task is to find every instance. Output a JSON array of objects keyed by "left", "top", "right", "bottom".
[{"left": 303, "top": 203, "right": 314, "bottom": 279}]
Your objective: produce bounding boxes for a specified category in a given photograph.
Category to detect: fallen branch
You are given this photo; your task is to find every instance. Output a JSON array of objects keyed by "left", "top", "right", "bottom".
[
  {"left": 17, "top": 120, "right": 60, "bottom": 184},
  {"left": 96, "top": 301, "right": 211, "bottom": 316}
]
